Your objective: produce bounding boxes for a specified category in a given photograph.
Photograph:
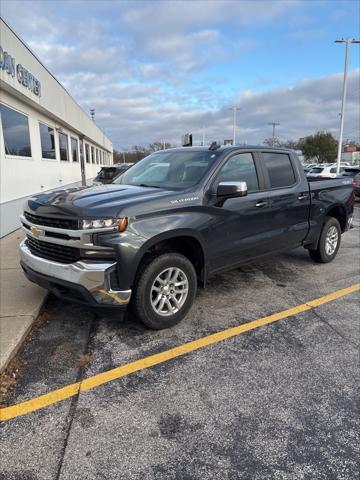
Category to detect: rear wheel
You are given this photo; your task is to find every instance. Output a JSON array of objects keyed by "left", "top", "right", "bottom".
[
  {"left": 133, "top": 253, "right": 197, "bottom": 329},
  {"left": 308, "top": 216, "right": 341, "bottom": 263}
]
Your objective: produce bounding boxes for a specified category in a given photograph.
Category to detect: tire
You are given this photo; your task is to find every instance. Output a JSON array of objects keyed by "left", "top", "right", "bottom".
[
  {"left": 308, "top": 216, "right": 341, "bottom": 263},
  {"left": 133, "top": 253, "right": 197, "bottom": 329}
]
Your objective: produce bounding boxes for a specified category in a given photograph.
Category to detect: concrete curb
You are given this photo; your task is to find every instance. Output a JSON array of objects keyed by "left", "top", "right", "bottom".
[{"left": 0, "top": 230, "right": 48, "bottom": 372}]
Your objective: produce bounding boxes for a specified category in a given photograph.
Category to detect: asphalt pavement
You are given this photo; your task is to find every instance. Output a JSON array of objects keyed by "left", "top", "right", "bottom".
[{"left": 1, "top": 205, "right": 359, "bottom": 480}]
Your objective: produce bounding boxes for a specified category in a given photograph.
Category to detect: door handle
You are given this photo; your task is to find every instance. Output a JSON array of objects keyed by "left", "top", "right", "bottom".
[
  {"left": 255, "top": 200, "right": 268, "bottom": 208},
  {"left": 298, "top": 193, "right": 308, "bottom": 200}
]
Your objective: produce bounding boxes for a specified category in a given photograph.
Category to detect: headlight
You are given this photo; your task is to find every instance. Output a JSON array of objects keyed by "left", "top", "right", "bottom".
[{"left": 82, "top": 218, "right": 128, "bottom": 232}]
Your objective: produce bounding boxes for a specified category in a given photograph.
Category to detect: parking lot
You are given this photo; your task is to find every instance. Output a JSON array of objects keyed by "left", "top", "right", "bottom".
[{"left": 0, "top": 206, "right": 359, "bottom": 480}]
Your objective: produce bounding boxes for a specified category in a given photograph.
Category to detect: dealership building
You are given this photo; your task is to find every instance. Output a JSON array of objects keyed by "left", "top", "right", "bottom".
[{"left": 0, "top": 18, "right": 113, "bottom": 237}]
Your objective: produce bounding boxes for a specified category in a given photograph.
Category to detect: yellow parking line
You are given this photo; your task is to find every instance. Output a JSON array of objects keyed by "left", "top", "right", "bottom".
[{"left": 1, "top": 283, "right": 359, "bottom": 422}]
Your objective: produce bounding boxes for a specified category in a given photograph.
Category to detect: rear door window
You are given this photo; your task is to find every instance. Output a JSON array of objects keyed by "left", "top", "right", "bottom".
[{"left": 262, "top": 152, "right": 296, "bottom": 188}]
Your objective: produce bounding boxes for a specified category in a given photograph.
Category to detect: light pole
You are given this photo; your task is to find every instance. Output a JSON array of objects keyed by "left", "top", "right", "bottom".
[
  {"left": 268, "top": 122, "right": 280, "bottom": 146},
  {"left": 229, "top": 106, "right": 240, "bottom": 145},
  {"left": 201, "top": 125, "right": 206, "bottom": 146},
  {"left": 335, "top": 38, "right": 360, "bottom": 175}
]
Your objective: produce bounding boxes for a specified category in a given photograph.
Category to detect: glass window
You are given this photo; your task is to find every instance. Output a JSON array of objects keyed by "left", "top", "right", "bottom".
[
  {"left": 71, "top": 137, "right": 78, "bottom": 162},
  {"left": 218, "top": 153, "right": 259, "bottom": 192},
  {"left": 0, "top": 103, "right": 32, "bottom": 157},
  {"left": 85, "top": 143, "right": 90, "bottom": 163},
  {"left": 262, "top": 152, "right": 296, "bottom": 188},
  {"left": 91, "top": 146, "right": 95, "bottom": 164},
  {"left": 59, "top": 132, "right": 69, "bottom": 161},
  {"left": 117, "top": 150, "right": 221, "bottom": 189},
  {"left": 79, "top": 140, "right": 83, "bottom": 162},
  {"left": 39, "top": 123, "right": 56, "bottom": 159},
  {"left": 95, "top": 167, "right": 122, "bottom": 181}
]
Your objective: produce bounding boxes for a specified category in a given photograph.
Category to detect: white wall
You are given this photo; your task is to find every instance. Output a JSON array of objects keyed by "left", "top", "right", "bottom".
[
  {"left": 0, "top": 90, "right": 108, "bottom": 203},
  {"left": 0, "top": 18, "right": 114, "bottom": 237}
]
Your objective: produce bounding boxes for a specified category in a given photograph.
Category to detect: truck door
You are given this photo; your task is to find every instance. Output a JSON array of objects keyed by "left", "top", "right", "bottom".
[
  {"left": 260, "top": 151, "right": 310, "bottom": 250},
  {"left": 206, "top": 151, "right": 273, "bottom": 272}
]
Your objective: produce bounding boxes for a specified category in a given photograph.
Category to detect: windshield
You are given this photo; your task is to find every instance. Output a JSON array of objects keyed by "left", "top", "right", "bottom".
[
  {"left": 115, "top": 150, "right": 221, "bottom": 189},
  {"left": 309, "top": 167, "right": 323, "bottom": 173}
]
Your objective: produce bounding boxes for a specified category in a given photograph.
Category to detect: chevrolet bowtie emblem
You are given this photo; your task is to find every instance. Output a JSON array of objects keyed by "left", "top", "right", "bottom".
[{"left": 31, "top": 226, "right": 44, "bottom": 238}]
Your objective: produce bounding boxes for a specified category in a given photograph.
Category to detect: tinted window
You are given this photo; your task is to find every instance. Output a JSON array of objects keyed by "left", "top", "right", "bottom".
[
  {"left": 71, "top": 137, "right": 78, "bottom": 162},
  {"left": 85, "top": 144, "right": 90, "bottom": 163},
  {"left": 263, "top": 152, "right": 296, "bottom": 188},
  {"left": 39, "top": 122, "right": 56, "bottom": 159},
  {"left": 79, "top": 141, "right": 83, "bottom": 161},
  {"left": 59, "top": 132, "right": 69, "bottom": 161},
  {"left": 0, "top": 103, "right": 31, "bottom": 157},
  {"left": 91, "top": 146, "right": 95, "bottom": 164},
  {"left": 95, "top": 167, "right": 124, "bottom": 180},
  {"left": 218, "top": 153, "right": 259, "bottom": 191}
]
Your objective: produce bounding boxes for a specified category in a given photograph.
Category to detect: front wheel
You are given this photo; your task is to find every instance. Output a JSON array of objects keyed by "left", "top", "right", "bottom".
[
  {"left": 308, "top": 216, "right": 341, "bottom": 263},
  {"left": 133, "top": 253, "right": 197, "bottom": 329}
]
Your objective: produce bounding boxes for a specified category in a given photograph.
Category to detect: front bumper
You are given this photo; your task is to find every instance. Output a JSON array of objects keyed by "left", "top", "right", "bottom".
[{"left": 20, "top": 239, "right": 131, "bottom": 307}]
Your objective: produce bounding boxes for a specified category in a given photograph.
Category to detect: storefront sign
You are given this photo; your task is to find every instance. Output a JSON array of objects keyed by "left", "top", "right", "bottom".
[{"left": 0, "top": 46, "right": 41, "bottom": 97}]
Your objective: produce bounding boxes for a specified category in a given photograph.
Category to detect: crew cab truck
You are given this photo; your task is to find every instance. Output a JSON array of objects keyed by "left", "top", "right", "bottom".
[{"left": 20, "top": 146, "right": 354, "bottom": 329}]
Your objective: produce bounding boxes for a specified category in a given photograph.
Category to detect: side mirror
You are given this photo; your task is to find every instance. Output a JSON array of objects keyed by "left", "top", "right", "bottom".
[{"left": 217, "top": 181, "right": 247, "bottom": 198}]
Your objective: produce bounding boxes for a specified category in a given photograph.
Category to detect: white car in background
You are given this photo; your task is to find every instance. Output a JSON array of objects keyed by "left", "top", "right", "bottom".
[{"left": 306, "top": 164, "right": 346, "bottom": 179}]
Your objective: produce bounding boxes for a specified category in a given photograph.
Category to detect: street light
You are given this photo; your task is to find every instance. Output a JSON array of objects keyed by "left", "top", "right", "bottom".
[
  {"left": 268, "top": 122, "right": 280, "bottom": 146},
  {"left": 335, "top": 38, "right": 360, "bottom": 175},
  {"left": 201, "top": 125, "right": 206, "bottom": 146},
  {"left": 229, "top": 106, "right": 241, "bottom": 145}
]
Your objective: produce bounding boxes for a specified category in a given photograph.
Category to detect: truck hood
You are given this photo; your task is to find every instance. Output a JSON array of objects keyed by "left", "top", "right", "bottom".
[{"left": 25, "top": 184, "right": 178, "bottom": 218}]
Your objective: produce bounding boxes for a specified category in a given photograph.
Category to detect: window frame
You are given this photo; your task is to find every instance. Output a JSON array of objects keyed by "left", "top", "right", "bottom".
[
  {"left": 39, "top": 121, "right": 57, "bottom": 161},
  {"left": 59, "top": 131, "right": 70, "bottom": 162},
  {"left": 259, "top": 150, "right": 299, "bottom": 191},
  {"left": 0, "top": 102, "right": 33, "bottom": 159}
]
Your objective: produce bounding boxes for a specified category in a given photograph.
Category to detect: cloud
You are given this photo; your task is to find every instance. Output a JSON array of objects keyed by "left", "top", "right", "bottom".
[
  {"left": 1, "top": 0, "right": 359, "bottom": 150},
  {"left": 75, "top": 70, "right": 360, "bottom": 149}
]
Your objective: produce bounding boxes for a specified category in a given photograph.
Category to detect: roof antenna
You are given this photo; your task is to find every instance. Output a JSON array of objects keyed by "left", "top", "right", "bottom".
[{"left": 209, "top": 141, "right": 220, "bottom": 151}]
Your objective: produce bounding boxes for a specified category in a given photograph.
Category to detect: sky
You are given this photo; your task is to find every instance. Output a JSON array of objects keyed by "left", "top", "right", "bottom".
[{"left": 1, "top": 0, "right": 359, "bottom": 150}]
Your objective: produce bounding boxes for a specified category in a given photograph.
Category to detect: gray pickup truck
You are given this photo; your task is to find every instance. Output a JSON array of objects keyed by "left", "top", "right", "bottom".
[{"left": 20, "top": 146, "right": 354, "bottom": 329}]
